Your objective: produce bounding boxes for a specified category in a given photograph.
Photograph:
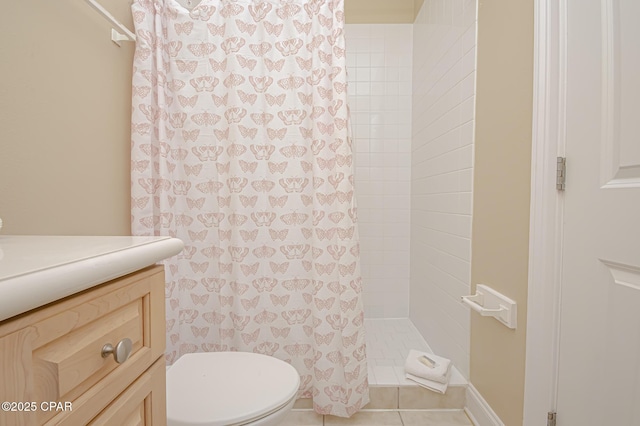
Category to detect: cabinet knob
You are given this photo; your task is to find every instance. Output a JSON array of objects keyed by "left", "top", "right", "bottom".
[{"left": 101, "top": 338, "right": 133, "bottom": 364}]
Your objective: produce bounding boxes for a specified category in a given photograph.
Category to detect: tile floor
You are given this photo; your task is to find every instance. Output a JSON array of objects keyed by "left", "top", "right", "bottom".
[{"left": 282, "top": 409, "right": 473, "bottom": 425}]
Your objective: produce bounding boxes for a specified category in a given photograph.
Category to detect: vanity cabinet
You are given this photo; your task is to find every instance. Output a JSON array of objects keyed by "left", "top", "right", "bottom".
[{"left": 0, "top": 265, "right": 167, "bottom": 426}]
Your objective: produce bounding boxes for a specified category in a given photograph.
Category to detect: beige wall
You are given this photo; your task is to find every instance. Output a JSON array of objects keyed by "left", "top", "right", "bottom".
[
  {"left": 0, "top": 0, "right": 133, "bottom": 236},
  {"left": 471, "top": 1, "right": 534, "bottom": 425},
  {"left": 345, "top": 0, "right": 416, "bottom": 24}
]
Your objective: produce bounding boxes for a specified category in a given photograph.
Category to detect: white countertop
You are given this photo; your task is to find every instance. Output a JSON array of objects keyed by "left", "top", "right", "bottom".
[{"left": 0, "top": 235, "right": 184, "bottom": 322}]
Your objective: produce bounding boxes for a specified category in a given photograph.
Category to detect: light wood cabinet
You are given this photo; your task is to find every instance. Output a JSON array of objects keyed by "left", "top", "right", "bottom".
[{"left": 0, "top": 265, "right": 167, "bottom": 426}]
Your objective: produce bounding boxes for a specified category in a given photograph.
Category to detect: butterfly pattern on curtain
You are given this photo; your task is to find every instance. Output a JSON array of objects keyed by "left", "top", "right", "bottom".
[{"left": 130, "top": 0, "right": 368, "bottom": 417}]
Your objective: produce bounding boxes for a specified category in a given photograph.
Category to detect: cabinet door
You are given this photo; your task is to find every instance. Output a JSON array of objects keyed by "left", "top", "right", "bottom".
[{"left": 89, "top": 358, "right": 166, "bottom": 426}]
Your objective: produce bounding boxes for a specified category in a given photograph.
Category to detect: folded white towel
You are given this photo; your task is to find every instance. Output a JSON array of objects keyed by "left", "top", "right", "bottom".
[
  {"left": 405, "top": 370, "right": 451, "bottom": 394},
  {"left": 404, "top": 349, "right": 452, "bottom": 385}
]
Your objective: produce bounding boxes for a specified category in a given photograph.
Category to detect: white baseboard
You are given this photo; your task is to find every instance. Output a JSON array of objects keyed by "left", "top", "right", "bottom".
[{"left": 464, "top": 383, "right": 505, "bottom": 426}]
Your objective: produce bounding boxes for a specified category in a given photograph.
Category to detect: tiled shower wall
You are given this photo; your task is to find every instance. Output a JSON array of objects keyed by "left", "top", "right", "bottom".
[
  {"left": 344, "top": 3, "right": 477, "bottom": 378},
  {"left": 345, "top": 25, "right": 413, "bottom": 318},
  {"left": 410, "top": 0, "right": 477, "bottom": 378}
]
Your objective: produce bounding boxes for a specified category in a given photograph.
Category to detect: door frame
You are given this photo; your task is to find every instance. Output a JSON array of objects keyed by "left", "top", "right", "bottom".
[{"left": 523, "top": 0, "right": 567, "bottom": 424}]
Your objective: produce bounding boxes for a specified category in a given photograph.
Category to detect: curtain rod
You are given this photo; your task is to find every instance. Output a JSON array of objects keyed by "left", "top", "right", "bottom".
[{"left": 84, "top": 0, "right": 136, "bottom": 46}]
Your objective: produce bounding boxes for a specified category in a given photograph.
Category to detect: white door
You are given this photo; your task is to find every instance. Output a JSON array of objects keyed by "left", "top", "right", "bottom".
[{"left": 557, "top": 0, "right": 640, "bottom": 424}]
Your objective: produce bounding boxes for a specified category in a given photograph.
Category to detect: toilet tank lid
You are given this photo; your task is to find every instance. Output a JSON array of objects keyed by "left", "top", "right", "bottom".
[{"left": 167, "top": 351, "right": 300, "bottom": 426}]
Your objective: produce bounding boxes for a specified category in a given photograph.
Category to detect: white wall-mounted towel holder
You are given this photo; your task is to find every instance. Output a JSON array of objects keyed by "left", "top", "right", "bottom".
[{"left": 461, "top": 284, "right": 517, "bottom": 329}]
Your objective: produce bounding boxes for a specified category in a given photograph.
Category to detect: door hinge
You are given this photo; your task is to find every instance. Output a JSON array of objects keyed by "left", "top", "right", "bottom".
[
  {"left": 556, "top": 157, "right": 566, "bottom": 190},
  {"left": 548, "top": 411, "right": 557, "bottom": 426}
]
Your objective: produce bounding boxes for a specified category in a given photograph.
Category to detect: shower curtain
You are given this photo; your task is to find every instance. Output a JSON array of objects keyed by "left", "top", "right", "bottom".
[{"left": 130, "top": 0, "right": 368, "bottom": 416}]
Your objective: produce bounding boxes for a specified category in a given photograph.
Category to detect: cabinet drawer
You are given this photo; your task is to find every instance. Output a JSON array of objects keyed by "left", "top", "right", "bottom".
[
  {"left": 89, "top": 357, "right": 166, "bottom": 426},
  {"left": 0, "top": 266, "right": 166, "bottom": 426},
  {"left": 35, "top": 298, "right": 144, "bottom": 400}
]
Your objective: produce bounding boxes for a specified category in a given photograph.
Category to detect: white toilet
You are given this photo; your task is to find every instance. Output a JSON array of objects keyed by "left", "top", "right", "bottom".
[{"left": 166, "top": 351, "right": 301, "bottom": 426}]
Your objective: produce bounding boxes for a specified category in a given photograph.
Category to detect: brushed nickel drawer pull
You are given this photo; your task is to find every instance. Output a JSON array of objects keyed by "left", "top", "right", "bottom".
[{"left": 101, "top": 338, "right": 133, "bottom": 364}]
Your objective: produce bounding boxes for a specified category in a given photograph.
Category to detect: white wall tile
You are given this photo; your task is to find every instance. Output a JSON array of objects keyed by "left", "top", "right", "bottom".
[
  {"left": 346, "top": 24, "right": 413, "bottom": 319},
  {"left": 410, "top": 0, "right": 476, "bottom": 379},
  {"left": 346, "top": 4, "right": 476, "bottom": 380}
]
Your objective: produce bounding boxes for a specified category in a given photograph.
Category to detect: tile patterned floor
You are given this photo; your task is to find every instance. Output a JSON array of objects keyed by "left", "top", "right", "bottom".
[
  {"left": 364, "top": 319, "right": 467, "bottom": 386},
  {"left": 281, "top": 409, "right": 473, "bottom": 426}
]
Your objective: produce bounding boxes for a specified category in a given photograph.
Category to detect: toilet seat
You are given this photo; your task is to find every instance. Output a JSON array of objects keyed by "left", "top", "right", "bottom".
[{"left": 167, "top": 352, "right": 300, "bottom": 426}]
